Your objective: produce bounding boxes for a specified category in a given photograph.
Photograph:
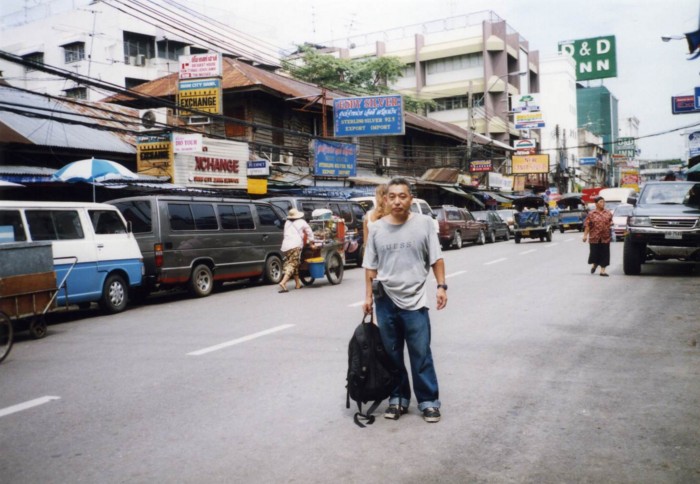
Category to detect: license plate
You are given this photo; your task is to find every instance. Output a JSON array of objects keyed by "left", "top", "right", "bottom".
[
  {"left": 563, "top": 224, "right": 570, "bottom": 229},
  {"left": 665, "top": 231, "right": 682, "bottom": 240},
  {"left": 523, "top": 230, "right": 530, "bottom": 236}
]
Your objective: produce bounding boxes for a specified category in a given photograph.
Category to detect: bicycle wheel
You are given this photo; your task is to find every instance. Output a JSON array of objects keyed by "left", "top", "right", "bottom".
[{"left": 0, "top": 312, "right": 14, "bottom": 364}]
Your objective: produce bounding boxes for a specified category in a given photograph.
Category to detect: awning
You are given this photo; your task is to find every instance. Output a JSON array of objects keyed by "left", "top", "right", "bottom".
[
  {"left": 440, "top": 186, "right": 485, "bottom": 208},
  {"left": 481, "top": 191, "right": 512, "bottom": 204}
]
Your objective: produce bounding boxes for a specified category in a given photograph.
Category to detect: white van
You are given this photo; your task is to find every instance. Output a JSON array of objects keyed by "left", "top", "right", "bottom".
[
  {"left": 598, "top": 187, "right": 637, "bottom": 212},
  {"left": 0, "top": 201, "right": 144, "bottom": 313},
  {"left": 350, "top": 196, "right": 439, "bottom": 233}
]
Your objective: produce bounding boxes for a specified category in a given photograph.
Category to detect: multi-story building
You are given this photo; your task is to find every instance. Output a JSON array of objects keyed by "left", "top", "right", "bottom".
[
  {"left": 577, "top": 84, "right": 619, "bottom": 186},
  {"left": 0, "top": 0, "right": 279, "bottom": 102},
  {"left": 313, "top": 11, "right": 540, "bottom": 150}
]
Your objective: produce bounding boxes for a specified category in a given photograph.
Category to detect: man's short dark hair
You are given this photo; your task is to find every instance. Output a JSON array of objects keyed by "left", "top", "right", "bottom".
[
  {"left": 388, "top": 177, "right": 411, "bottom": 189},
  {"left": 593, "top": 196, "right": 604, "bottom": 203}
]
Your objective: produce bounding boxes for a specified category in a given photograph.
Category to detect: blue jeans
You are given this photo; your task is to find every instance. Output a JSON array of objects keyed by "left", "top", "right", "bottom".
[{"left": 374, "top": 294, "right": 440, "bottom": 411}]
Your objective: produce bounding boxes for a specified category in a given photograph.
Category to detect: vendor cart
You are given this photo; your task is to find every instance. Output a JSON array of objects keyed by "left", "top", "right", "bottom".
[
  {"left": 0, "top": 242, "right": 57, "bottom": 362},
  {"left": 299, "top": 215, "right": 346, "bottom": 286}
]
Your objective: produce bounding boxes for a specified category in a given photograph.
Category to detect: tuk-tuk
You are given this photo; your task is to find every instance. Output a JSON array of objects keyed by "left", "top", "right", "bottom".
[
  {"left": 556, "top": 194, "right": 587, "bottom": 233},
  {"left": 511, "top": 196, "right": 556, "bottom": 243}
]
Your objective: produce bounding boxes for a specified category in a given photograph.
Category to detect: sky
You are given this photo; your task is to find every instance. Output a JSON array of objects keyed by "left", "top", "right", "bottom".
[
  {"left": 187, "top": 0, "right": 700, "bottom": 161},
  {"left": 3, "top": 0, "right": 700, "bottom": 161}
]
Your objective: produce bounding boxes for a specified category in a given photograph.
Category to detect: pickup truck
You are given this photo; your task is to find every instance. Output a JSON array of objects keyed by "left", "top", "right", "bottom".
[{"left": 623, "top": 181, "right": 700, "bottom": 274}]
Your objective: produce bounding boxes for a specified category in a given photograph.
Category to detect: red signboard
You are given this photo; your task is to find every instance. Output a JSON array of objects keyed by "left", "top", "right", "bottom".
[{"left": 469, "top": 159, "right": 492, "bottom": 172}]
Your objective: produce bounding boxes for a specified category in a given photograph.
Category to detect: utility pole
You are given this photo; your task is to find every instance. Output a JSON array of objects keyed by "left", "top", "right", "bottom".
[{"left": 466, "top": 80, "right": 473, "bottom": 173}]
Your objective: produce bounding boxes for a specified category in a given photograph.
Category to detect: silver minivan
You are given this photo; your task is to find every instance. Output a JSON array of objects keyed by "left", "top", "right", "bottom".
[{"left": 108, "top": 195, "right": 285, "bottom": 297}]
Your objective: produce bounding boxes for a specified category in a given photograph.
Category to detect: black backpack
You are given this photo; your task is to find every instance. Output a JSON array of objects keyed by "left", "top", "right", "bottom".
[{"left": 346, "top": 314, "right": 400, "bottom": 427}]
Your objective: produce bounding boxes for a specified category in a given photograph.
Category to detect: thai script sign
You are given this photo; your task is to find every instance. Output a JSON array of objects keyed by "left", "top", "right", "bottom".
[
  {"left": 173, "top": 133, "right": 203, "bottom": 153},
  {"left": 514, "top": 111, "right": 545, "bottom": 129},
  {"left": 137, "top": 133, "right": 173, "bottom": 179},
  {"left": 512, "top": 154, "right": 550, "bottom": 174},
  {"left": 469, "top": 159, "right": 492, "bottom": 172},
  {"left": 620, "top": 168, "right": 639, "bottom": 189},
  {"left": 178, "top": 78, "right": 222, "bottom": 115},
  {"left": 333, "top": 95, "right": 404, "bottom": 137},
  {"left": 313, "top": 140, "right": 357, "bottom": 177},
  {"left": 179, "top": 53, "right": 222, "bottom": 80},
  {"left": 672, "top": 95, "right": 700, "bottom": 114},
  {"left": 558, "top": 35, "right": 617, "bottom": 81}
]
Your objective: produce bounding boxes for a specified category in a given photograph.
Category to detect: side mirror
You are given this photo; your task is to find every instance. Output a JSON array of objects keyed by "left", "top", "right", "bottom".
[{"left": 627, "top": 195, "right": 637, "bottom": 206}]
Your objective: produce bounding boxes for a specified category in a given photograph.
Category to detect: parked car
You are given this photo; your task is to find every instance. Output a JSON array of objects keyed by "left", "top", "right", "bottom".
[
  {"left": 108, "top": 195, "right": 285, "bottom": 298},
  {"left": 432, "top": 205, "right": 485, "bottom": 249},
  {"left": 261, "top": 196, "right": 366, "bottom": 264},
  {"left": 471, "top": 210, "right": 510, "bottom": 242},
  {"left": 623, "top": 181, "right": 700, "bottom": 275},
  {"left": 611, "top": 203, "right": 633, "bottom": 241},
  {"left": 0, "top": 201, "right": 144, "bottom": 313},
  {"left": 351, "top": 195, "right": 439, "bottom": 234},
  {"left": 497, "top": 209, "right": 516, "bottom": 235}
]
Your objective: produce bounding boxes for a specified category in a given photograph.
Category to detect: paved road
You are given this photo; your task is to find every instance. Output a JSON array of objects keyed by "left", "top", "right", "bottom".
[{"left": 1, "top": 234, "right": 699, "bottom": 483}]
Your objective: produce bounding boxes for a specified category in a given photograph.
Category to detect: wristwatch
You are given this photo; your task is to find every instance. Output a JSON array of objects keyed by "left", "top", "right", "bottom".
[{"left": 437, "top": 284, "right": 448, "bottom": 290}]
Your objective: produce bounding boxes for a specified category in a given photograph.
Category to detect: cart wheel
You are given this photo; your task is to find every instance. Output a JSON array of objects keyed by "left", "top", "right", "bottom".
[
  {"left": 326, "top": 253, "right": 344, "bottom": 285},
  {"left": 28, "top": 315, "right": 48, "bottom": 340},
  {"left": 0, "top": 312, "right": 13, "bottom": 364},
  {"left": 301, "top": 275, "right": 315, "bottom": 286}
]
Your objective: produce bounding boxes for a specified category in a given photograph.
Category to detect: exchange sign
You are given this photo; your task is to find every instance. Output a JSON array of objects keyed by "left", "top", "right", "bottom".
[
  {"left": 178, "top": 78, "right": 222, "bottom": 116},
  {"left": 558, "top": 35, "right": 617, "bottom": 81}
]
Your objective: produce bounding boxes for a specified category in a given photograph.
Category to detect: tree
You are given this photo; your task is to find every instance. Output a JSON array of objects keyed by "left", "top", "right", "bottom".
[{"left": 284, "top": 46, "right": 434, "bottom": 114}]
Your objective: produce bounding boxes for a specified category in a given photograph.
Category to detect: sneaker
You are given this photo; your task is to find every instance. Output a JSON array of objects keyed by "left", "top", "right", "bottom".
[
  {"left": 383, "top": 404, "right": 408, "bottom": 420},
  {"left": 422, "top": 407, "right": 441, "bottom": 423}
]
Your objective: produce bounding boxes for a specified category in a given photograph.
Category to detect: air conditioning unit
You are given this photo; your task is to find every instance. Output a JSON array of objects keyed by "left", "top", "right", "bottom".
[
  {"left": 138, "top": 107, "right": 170, "bottom": 132},
  {"left": 187, "top": 115, "right": 211, "bottom": 125},
  {"left": 381, "top": 157, "right": 391, "bottom": 167},
  {"left": 135, "top": 54, "right": 146, "bottom": 66},
  {"left": 280, "top": 153, "right": 294, "bottom": 165}
]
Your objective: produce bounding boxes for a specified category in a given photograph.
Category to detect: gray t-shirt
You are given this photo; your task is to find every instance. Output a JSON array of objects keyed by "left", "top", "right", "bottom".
[{"left": 363, "top": 213, "right": 443, "bottom": 310}]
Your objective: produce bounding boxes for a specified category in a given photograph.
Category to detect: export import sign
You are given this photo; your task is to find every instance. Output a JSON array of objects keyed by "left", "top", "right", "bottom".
[
  {"left": 313, "top": 140, "right": 357, "bottom": 177},
  {"left": 333, "top": 95, "right": 404, "bottom": 137},
  {"left": 512, "top": 154, "right": 550, "bottom": 174}
]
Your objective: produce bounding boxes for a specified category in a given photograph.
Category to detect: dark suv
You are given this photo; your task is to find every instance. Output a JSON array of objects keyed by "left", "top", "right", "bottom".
[
  {"left": 623, "top": 181, "right": 700, "bottom": 275},
  {"left": 432, "top": 205, "right": 485, "bottom": 249},
  {"left": 471, "top": 210, "right": 510, "bottom": 243}
]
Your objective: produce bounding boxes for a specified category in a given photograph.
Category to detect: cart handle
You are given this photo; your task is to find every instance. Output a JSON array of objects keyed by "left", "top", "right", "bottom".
[{"left": 45, "top": 256, "right": 78, "bottom": 313}]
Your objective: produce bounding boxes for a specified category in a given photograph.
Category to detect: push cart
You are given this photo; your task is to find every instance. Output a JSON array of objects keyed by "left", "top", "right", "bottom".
[
  {"left": 299, "top": 216, "right": 346, "bottom": 286},
  {"left": 0, "top": 242, "right": 58, "bottom": 363}
]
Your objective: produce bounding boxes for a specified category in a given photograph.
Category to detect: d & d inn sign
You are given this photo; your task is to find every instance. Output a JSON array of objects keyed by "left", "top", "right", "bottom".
[{"left": 558, "top": 35, "right": 617, "bottom": 81}]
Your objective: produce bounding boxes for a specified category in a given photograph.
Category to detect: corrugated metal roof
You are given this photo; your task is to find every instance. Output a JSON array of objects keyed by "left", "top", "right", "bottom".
[
  {"left": 0, "top": 86, "right": 136, "bottom": 154},
  {"left": 420, "top": 168, "right": 460, "bottom": 184}
]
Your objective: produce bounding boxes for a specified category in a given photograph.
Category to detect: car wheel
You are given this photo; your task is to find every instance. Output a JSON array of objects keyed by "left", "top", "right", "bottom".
[
  {"left": 503, "top": 229, "right": 510, "bottom": 241},
  {"left": 101, "top": 273, "right": 128, "bottom": 313},
  {"left": 189, "top": 264, "right": 214, "bottom": 297},
  {"left": 476, "top": 230, "right": 486, "bottom": 245},
  {"left": 623, "top": 237, "right": 643, "bottom": 275},
  {"left": 488, "top": 230, "right": 496, "bottom": 243},
  {"left": 514, "top": 234, "right": 521, "bottom": 244},
  {"left": 452, "top": 231, "right": 462, "bottom": 249},
  {"left": 546, "top": 230, "right": 553, "bottom": 242},
  {"left": 263, "top": 255, "right": 283, "bottom": 284},
  {"left": 560, "top": 227, "right": 565, "bottom": 233}
]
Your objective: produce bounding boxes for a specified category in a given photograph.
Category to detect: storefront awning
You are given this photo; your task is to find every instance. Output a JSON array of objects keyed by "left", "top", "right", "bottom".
[
  {"left": 481, "top": 191, "right": 512, "bottom": 204},
  {"left": 440, "top": 186, "right": 485, "bottom": 208}
]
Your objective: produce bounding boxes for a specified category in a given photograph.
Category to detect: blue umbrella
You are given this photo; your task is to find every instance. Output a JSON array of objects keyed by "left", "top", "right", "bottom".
[{"left": 52, "top": 158, "right": 138, "bottom": 201}]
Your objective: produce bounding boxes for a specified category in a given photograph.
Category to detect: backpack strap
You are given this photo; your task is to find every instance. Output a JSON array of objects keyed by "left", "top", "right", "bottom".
[{"left": 353, "top": 399, "right": 382, "bottom": 428}]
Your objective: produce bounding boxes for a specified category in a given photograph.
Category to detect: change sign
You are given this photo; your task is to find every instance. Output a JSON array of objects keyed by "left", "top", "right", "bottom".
[
  {"left": 178, "top": 78, "right": 222, "bottom": 115},
  {"left": 558, "top": 35, "right": 617, "bottom": 81}
]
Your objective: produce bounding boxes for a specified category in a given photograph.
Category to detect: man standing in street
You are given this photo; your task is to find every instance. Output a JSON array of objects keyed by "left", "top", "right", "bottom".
[{"left": 362, "top": 178, "right": 447, "bottom": 423}]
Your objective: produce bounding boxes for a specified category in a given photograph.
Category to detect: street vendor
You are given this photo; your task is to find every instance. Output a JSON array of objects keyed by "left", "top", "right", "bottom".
[{"left": 278, "top": 208, "right": 314, "bottom": 293}]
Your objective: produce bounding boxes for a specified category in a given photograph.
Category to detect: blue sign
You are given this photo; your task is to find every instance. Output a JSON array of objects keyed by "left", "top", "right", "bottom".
[
  {"left": 695, "top": 87, "right": 700, "bottom": 109},
  {"left": 313, "top": 140, "right": 357, "bottom": 177},
  {"left": 333, "top": 95, "right": 405, "bottom": 137},
  {"left": 579, "top": 157, "right": 597, "bottom": 166},
  {"left": 672, "top": 95, "right": 700, "bottom": 114}
]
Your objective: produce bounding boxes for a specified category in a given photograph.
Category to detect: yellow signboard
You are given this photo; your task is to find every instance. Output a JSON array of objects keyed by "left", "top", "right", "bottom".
[
  {"left": 137, "top": 134, "right": 173, "bottom": 179},
  {"left": 512, "top": 154, "right": 550, "bottom": 174},
  {"left": 178, "top": 78, "right": 222, "bottom": 116}
]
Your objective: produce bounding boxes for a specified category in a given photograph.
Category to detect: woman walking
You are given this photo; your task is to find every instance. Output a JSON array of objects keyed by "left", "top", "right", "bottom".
[
  {"left": 582, "top": 196, "right": 613, "bottom": 276},
  {"left": 362, "top": 183, "right": 388, "bottom": 243},
  {"left": 278, "top": 208, "right": 314, "bottom": 292}
]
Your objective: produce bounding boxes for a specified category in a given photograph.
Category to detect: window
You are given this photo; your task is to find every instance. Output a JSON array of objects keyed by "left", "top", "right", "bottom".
[
  {"left": 156, "top": 39, "right": 188, "bottom": 60},
  {"left": 90, "top": 210, "right": 126, "bottom": 234},
  {"left": 191, "top": 204, "right": 218, "bottom": 230},
  {"left": 26, "top": 210, "right": 84, "bottom": 240},
  {"left": 426, "top": 53, "right": 483, "bottom": 75},
  {"left": 430, "top": 96, "right": 469, "bottom": 112},
  {"left": 64, "top": 87, "right": 87, "bottom": 99},
  {"left": 0, "top": 210, "right": 26, "bottom": 242},
  {"left": 217, "top": 204, "right": 254, "bottom": 230},
  {"left": 168, "top": 203, "right": 195, "bottom": 231},
  {"left": 125, "top": 77, "right": 149, "bottom": 90},
  {"left": 233, "top": 205, "right": 254, "bottom": 229},
  {"left": 63, "top": 42, "right": 85, "bottom": 63},
  {"left": 403, "top": 63, "right": 416, "bottom": 77},
  {"left": 23, "top": 52, "right": 44, "bottom": 72},
  {"left": 113, "top": 201, "right": 152, "bottom": 233},
  {"left": 256, "top": 204, "right": 279, "bottom": 226},
  {"left": 123, "top": 31, "right": 154, "bottom": 63}
]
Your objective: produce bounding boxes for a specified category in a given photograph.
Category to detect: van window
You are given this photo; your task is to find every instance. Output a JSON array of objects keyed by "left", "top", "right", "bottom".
[
  {"left": 337, "top": 203, "right": 353, "bottom": 224},
  {"left": 90, "top": 210, "right": 127, "bottom": 234},
  {"left": 217, "top": 204, "right": 254, "bottom": 230},
  {"left": 113, "top": 200, "right": 152, "bottom": 233},
  {"left": 191, "top": 204, "right": 218, "bottom": 230},
  {"left": 269, "top": 200, "right": 292, "bottom": 213},
  {"left": 351, "top": 204, "right": 365, "bottom": 223},
  {"left": 0, "top": 209, "right": 27, "bottom": 242},
  {"left": 168, "top": 203, "right": 195, "bottom": 231},
  {"left": 26, "top": 210, "right": 84, "bottom": 240},
  {"left": 256, "top": 204, "right": 280, "bottom": 226}
]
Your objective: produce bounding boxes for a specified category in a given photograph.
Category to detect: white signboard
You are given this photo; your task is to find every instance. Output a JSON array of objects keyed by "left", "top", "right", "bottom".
[
  {"left": 514, "top": 111, "right": 545, "bottom": 129},
  {"left": 247, "top": 160, "right": 270, "bottom": 176},
  {"left": 689, "top": 131, "right": 700, "bottom": 157},
  {"left": 179, "top": 53, "right": 222, "bottom": 80},
  {"left": 174, "top": 138, "right": 248, "bottom": 189},
  {"left": 512, "top": 93, "right": 541, "bottom": 113},
  {"left": 173, "top": 133, "right": 203, "bottom": 153}
]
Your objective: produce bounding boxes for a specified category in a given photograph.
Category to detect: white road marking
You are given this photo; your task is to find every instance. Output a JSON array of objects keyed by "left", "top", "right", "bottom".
[
  {"left": 544, "top": 243, "right": 559, "bottom": 248},
  {"left": 187, "top": 324, "right": 295, "bottom": 356},
  {"left": 519, "top": 250, "right": 536, "bottom": 255},
  {"left": 0, "top": 396, "right": 60, "bottom": 418},
  {"left": 484, "top": 258, "right": 507, "bottom": 265},
  {"left": 564, "top": 238, "right": 575, "bottom": 243},
  {"left": 446, "top": 270, "right": 467, "bottom": 278},
  {"left": 348, "top": 301, "right": 364, "bottom": 307}
]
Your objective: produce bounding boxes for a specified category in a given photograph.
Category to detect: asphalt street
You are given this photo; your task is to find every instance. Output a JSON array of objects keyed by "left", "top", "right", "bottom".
[{"left": 1, "top": 234, "right": 699, "bottom": 483}]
